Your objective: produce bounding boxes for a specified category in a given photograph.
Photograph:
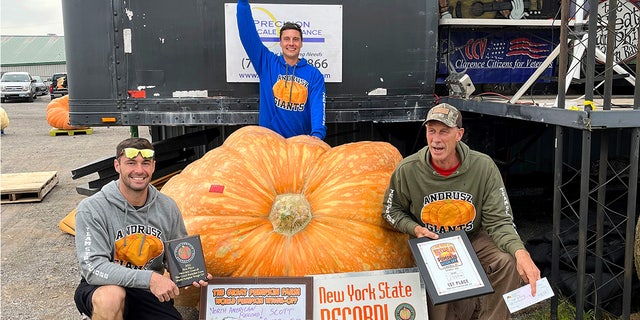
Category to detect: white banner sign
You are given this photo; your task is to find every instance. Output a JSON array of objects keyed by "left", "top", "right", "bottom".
[
  {"left": 312, "top": 269, "right": 428, "bottom": 320},
  {"left": 202, "top": 279, "right": 310, "bottom": 320},
  {"left": 224, "top": 3, "right": 343, "bottom": 82}
]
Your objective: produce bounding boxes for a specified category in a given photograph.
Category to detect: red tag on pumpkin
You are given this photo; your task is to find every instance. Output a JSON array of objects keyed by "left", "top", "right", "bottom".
[{"left": 209, "top": 184, "right": 224, "bottom": 193}]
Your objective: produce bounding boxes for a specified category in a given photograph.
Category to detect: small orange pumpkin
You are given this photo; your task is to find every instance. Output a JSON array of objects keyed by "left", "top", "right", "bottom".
[
  {"left": 46, "top": 95, "right": 88, "bottom": 130},
  {"left": 161, "top": 126, "right": 414, "bottom": 278}
]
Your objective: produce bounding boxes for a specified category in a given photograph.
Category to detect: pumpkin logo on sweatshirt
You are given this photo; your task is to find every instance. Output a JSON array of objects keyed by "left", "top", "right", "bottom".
[
  {"left": 421, "top": 192, "right": 476, "bottom": 233},
  {"left": 115, "top": 233, "right": 164, "bottom": 268},
  {"left": 273, "top": 75, "right": 308, "bottom": 111}
]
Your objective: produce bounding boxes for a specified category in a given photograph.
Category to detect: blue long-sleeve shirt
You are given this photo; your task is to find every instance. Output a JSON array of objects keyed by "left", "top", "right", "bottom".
[{"left": 236, "top": 0, "right": 326, "bottom": 139}]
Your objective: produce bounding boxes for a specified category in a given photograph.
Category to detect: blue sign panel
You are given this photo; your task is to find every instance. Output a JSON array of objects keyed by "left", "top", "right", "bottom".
[{"left": 439, "top": 29, "right": 557, "bottom": 84}]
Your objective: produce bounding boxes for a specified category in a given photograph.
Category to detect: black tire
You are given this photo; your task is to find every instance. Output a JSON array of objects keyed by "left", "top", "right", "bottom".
[{"left": 50, "top": 94, "right": 55, "bottom": 99}]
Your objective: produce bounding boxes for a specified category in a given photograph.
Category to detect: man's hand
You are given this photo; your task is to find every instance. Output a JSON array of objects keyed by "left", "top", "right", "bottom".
[
  {"left": 189, "top": 273, "right": 214, "bottom": 289},
  {"left": 514, "top": 249, "right": 541, "bottom": 296},
  {"left": 150, "top": 272, "right": 180, "bottom": 302},
  {"left": 414, "top": 225, "right": 439, "bottom": 240}
]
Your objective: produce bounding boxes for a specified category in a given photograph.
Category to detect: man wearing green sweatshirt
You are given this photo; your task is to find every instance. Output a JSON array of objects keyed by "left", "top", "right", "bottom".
[{"left": 382, "top": 103, "right": 540, "bottom": 319}]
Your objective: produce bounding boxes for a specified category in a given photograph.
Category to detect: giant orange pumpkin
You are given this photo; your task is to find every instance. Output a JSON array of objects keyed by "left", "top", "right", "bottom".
[
  {"left": 161, "top": 126, "right": 414, "bottom": 279},
  {"left": 46, "top": 95, "right": 88, "bottom": 130}
]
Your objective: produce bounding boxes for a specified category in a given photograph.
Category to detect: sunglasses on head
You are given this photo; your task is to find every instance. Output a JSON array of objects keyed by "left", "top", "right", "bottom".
[{"left": 120, "top": 148, "right": 155, "bottom": 159}]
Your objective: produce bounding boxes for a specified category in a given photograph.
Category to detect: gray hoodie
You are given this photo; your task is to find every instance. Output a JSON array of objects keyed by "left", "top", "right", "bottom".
[{"left": 75, "top": 180, "right": 187, "bottom": 289}]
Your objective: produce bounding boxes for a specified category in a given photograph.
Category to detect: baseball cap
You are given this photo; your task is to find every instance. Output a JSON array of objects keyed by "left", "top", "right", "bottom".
[{"left": 425, "top": 103, "right": 462, "bottom": 128}]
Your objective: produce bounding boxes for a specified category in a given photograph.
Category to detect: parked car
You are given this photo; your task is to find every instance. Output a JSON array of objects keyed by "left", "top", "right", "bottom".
[
  {"left": 0, "top": 72, "right": 37, "bottom": 103},
  {"left": 32, "top": 76, "right": 48, "bottom": 96},
  {"left": 49, "top": 72, "right": 68, "bottom": 99}
]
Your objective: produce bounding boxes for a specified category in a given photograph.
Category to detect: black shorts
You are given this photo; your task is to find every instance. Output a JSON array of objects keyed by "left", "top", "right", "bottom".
[{"left": 74, "top": 278, "right": 182, "bottom": 320}]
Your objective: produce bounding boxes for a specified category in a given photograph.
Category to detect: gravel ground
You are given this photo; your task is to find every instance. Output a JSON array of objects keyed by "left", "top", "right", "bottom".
[{"left": 0, "top": 98, "right": 200, "bottom": 319}]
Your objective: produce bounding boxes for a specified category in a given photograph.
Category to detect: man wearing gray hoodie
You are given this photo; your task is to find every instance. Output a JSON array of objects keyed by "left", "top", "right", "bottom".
[{"left": 74, "top": 138, "right": 210, "bottom": 320}]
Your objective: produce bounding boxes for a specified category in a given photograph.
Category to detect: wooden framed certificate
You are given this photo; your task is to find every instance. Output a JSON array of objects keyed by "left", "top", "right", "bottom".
[{"left": 408, "top": 230, "right": 493, "bottom": 305}]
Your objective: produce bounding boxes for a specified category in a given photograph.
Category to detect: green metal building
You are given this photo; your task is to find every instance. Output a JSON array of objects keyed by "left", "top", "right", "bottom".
[{"left": 0, "top": 35, "right": 66, "bottom": 80}]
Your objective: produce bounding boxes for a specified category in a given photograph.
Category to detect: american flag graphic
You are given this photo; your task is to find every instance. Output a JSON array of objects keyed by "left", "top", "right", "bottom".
[
  {"left": 506, "top": 37, "right": 549, "bottom": 59},
  {"left": 465, "top": 37, "right": 549, "bottom": 60}
]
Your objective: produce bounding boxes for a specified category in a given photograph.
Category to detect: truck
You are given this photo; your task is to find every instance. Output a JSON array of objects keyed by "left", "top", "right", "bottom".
[
  {"left": 49, "top": 72, "right": 68, "bottom": 99},
  {"left": 0, "top": 71, "right": 38, "bottom": 103}
]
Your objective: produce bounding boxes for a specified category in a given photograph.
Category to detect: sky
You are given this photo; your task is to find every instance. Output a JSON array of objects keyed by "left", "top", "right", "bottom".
[{"left": 1, "top": 0, "right": 64, "bottom": 36}]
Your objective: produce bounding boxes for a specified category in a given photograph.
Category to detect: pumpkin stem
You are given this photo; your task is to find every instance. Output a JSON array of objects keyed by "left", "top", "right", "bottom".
[{"left": 269, "top": 194, "right": 312, "bottom": 236}]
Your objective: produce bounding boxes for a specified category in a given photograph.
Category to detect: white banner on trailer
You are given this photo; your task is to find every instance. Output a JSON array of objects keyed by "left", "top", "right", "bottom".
[{"left": 224, "top": 3, "right": 343, "bottom": 83}]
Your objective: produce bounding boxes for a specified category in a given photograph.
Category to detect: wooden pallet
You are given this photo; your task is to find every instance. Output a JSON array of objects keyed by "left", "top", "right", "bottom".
[
  {"left": 1, "top": 171, "right": 59, "bottom": 203},
  {"left": 50, "top": 128, "right": 93, "bottom": 136}
]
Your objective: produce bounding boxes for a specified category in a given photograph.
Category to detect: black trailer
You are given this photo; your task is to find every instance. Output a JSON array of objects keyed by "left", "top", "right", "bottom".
[{"left": 62, "top": 0, "right": 439, "bottom": 154}]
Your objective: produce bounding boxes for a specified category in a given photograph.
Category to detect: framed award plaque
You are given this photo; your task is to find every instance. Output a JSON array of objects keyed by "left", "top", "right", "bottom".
[
  {"left": 164, "top": 234, "right": 208, "bottom": 288},
  {"left": 409, "top": 230, "right": 494, "bottom": 305}
]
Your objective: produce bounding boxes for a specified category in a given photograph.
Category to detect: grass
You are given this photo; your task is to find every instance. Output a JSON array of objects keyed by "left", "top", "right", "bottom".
[{"left": 516, "top": 298, "right": 626, "bottom": 320}]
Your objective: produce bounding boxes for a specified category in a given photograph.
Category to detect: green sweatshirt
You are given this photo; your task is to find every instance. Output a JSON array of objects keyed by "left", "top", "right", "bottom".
[{"left": 382, "top": 141, "right": 525, "bottom": 256}]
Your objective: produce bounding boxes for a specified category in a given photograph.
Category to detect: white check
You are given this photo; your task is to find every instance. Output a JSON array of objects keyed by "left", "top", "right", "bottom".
[{"left": 502, "top": 277, "right": 555, "bottom": 313}]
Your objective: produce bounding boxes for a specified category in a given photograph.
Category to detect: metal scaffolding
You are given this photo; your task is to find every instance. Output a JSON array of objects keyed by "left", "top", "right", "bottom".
[
  {"left": 441, "top": 0, "right": 638, "bottom": 317},
  {"left": 551, "top": 0, "right": 638, "bottom": 318}
]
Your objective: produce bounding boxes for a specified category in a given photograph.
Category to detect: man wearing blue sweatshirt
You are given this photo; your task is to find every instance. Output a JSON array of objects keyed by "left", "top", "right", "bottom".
[{"left": 237, "top": 0, "right": 327, "bottom": 139}]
